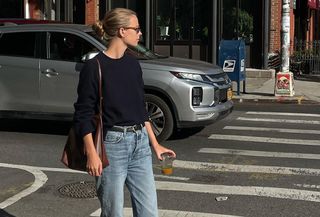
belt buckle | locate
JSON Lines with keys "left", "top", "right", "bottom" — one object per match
{"left": 132, "top": 124, "right": 142, "bottom": 132}
{"left": 137, "top": 124, "right": 142, "bottom": 131}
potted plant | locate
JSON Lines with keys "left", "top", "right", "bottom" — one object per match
{"left": 157, "top": 15, "right": 170, "bottom": 37}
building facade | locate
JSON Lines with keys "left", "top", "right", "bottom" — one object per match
{"left": 2, "top": 0, "right": 318, "bottom": 70}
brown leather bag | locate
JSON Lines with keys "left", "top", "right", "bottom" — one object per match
{"left": 61, "top": 59, "right": 109, "bottom": 171}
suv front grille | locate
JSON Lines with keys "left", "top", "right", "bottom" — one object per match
{"left": 219, "top": 88, "right": 228, "bottom": 103}
{"left": 206, "top": 73, "right": 229, "bottom": 85}
{"left": 207, "top": 73, "right": 230, "bottom": 103}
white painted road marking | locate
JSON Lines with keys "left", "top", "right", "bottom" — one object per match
{"left": 224, "top": 126, "right": 320, "bottom": 135}
{"left": 0, "top": 163, "right": 48, "bottom": 209}
{"left": 237, "top": 117, "right": 320, "bottom": 125}
{"left": 294, "top": 184, "right": 320, "bottom": 190}
{"left": 245, "top": 111, "right": 320, "bottom": 117}
{"left": 156, "top": 181, "right": 320, "bottom": 202}
{"left": 154, "top": 174, "right": 190, "bottom": 181}
{"left": 174, "top": 160, "right": 320, "bottom": 176}
{"left": 198, "top": 148, "right": 320, "bottom": 160}
{"left": 91, "top": 208, "right": 242, "bottom": 217}
{"left": 2, "top": 161, "right": 320, "bottom": 217}
{"left": 208, "top": 134, "right": 320, "bottom": 146}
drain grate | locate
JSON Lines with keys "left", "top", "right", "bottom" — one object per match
{"left": 58, "top": 181, "right": 97, "bottom": 198}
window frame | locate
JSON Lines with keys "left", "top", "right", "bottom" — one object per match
{"left": 0, "top": 31, "right": 42, "bottom": 58}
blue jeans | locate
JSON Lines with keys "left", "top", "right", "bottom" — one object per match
{"left": 96, "top": 127, "right": 158, "bottom": 217}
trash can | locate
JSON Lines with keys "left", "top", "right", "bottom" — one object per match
{"left": 218, "top": 40, "right": 246, "bottom": 95}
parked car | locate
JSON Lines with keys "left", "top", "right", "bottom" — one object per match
{"left": 0, "top": 23, "right": 233, "bottom": 141}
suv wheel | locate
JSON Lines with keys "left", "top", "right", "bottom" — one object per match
{"left": 145, "top": 94, "right": 174, "bottom": 142}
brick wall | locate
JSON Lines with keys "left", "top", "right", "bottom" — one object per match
{"left": 270, "top": 0, "right": 282, "bottom": 53}
{"left": 85, "top": 0, "right": 98, "bottom": 24}
{"left": 270, "top": 0, "right": 295, "bottom": 54}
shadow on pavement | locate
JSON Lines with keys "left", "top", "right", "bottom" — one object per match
{"left": 0, "top": 209, "right": 16, "bottom": 217}
{"left": 296, "top": 74, "right": 320, "bottom": 83}
{"left": 0, "top": 119, "right": 71, "bottom": 135}
{"left": 242, "top": 92, "right": 274, "bottom": 96}
{"left": 169, "top": 127, "right": 204, "bottom": 140}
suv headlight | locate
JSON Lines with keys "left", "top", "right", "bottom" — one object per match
{"left": 192, "top": 87, "right": 203, "bottom": 106}
{"left": 170, "top": 71, "right": 210, "bottom": 83}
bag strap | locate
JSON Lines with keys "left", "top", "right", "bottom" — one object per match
{"left": 96, "top": 59, "right": 103, "bottom": 116}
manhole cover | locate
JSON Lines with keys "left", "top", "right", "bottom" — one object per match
{"left": 58, "top": 181, "right": 96, "bottom": 198}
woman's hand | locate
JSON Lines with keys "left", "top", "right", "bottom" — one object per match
{"left": 153, "top": 144, "right": 176, "bottom": 161}
{"left": 83, "top": 133, "right": 103, "bottom": 176}
{"left": 86, "top": 151, "right": 103, "bottom": 176}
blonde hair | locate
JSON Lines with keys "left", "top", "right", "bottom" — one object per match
{"left": 92, "top": 8, "right": 137, "bottom": 41}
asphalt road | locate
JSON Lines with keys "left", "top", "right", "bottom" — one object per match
{"left": 1, "top": 102, "right": 320, "bottom": 217}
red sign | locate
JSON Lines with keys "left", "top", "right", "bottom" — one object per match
{"left": 308, "top": 0, "right": 317, "bottom": 9}
{"left": 276, "top": 74, "right": 291, "bottom": 90}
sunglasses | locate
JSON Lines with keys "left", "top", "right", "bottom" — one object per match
{"left": 124, "top": 27, "right": 141, "bottom": 34}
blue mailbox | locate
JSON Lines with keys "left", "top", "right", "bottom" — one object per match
{"left": 218, "top": 40, "right": 246, "bottom": 95}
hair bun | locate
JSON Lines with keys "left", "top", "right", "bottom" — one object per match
{"left": 92, "top": 21, "right": 105, "bottom": 39}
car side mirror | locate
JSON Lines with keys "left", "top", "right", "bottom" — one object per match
{"left": 81, "top": 51, "right": 99, "bottom": 62}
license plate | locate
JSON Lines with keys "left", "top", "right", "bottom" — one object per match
{"left": 227, "top": 88, "right": 233, "bottom": 100}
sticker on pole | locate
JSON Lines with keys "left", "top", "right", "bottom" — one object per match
{"left": 223, "top": 60, "right": 236, "bottom": 72}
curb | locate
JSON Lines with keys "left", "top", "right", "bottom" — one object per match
{"left": 232, "top": 95, "right": 320, "bottom": 105}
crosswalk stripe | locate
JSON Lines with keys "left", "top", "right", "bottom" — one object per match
{"left": 208, "top": 134, "right": 320, "bottom": 146}
{"left": 174, "top": 160, "right": 320, "bottom": 176}
{"left": 90, "top": 208, "right": 242, "bottom": 217}
{"left": 246, "top": 111, "right": 320, "bottom": 117}
{"left": 91, "top": 178, "right": 320, "bottom": 216}
{"left": 237, "top": 117, "right": 320, "bottom": 125}
{"left": 294, "top": 184, "right": 320, "bottom": 190}
{"left": 198, "top": 148, "right": 320, "bottom": 160}
{"left": 154, "top": 174, "right": 190, "bottom": 181}
{"left": 156, "top": 181, "right": 320, "bottom": 203}
{"left": 223, "top": 126, "right": 320, "bottom": 135}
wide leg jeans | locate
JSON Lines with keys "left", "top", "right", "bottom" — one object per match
{"left": 96, "top": 127, "right": 158, "bottom": 217}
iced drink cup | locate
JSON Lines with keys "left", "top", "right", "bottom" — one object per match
{"left": 160, "top": 153, "right": 174, "bottom": 175}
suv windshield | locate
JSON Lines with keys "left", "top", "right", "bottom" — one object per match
{"left": 87, "top": 30, "right": 167, "bottom": 60}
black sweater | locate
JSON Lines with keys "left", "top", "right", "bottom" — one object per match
{"left": 73, "top": 52, "right": 148, "bottom": 138}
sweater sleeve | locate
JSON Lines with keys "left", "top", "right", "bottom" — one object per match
{"left": 73, "top": 59, "right": 99, "bottom": 138}
{"left": 139, "top": 64, "right": 150, "bottom": 122}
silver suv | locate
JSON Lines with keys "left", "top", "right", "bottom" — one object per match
{"left": 0, "top": 23, "right": 233, "bottom": 141}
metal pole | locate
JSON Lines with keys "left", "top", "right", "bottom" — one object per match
{"left": 263, "top": 0, "right": 270, "bottom": 69}
{"left": 236, "top": 0, "right": 239, "bottom": 39}
{"left": 275, "top": 0, "right": 294, "bottom": 96}
{"left": 145, "top": 0, "right": 151, "bottom": 49}
{"left": 212, "top": 0, "right": 217, "bottom": 65}
{"left": 56, "top": 0, "right": 60, "bottom": 21}
{"left": 24, "top": 0, "right": 30, "bottom": 19}
{"left": 281, "top": 0, "right": 290, "bottom": 72}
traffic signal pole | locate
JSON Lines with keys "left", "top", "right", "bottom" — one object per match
{"left": 275, "top": 0, "right": 295, "bottom": 96}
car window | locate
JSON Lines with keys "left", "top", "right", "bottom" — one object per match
{"left": 49, "top": 32, "right": 97, "bottom": 62}
{"left": 0, "top": 32, "right": 36, "bottom": 58}
{"left": 87, "top": 30, "right": 166, "bottom": 60}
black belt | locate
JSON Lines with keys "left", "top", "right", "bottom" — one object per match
{"left": 110, "top": 124, "right": 144, "bottom": 132}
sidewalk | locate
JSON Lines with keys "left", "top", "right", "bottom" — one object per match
{"left": 232, "top": 73, "right": 320, "bottom": 104}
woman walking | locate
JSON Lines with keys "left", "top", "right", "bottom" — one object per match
{"left": 73, "top": 8, "right": 176, "bottom": 217}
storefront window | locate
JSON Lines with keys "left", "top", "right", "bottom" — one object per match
{"left": 109, "top": 0, "right": 146, "bottom": 43}
{"left": 194, "top": 0, "right": 210, "bottom": 41}
{"left": 222, "top": 0, "right": 253, "bottom": 43}
{"left": 0, "top": 0, "right": 23, "bottom": 18}
{"left": 156, "top": 0, "right": 210, "bottom": 42}
{"left": 175, "top": 0, "right": 191, "bottom": 40}
{"left": 156, "top": 1, "right": 172, "bottom": 40}
{"left": 111, "top": 0, "right": 126, "bottom": 8}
